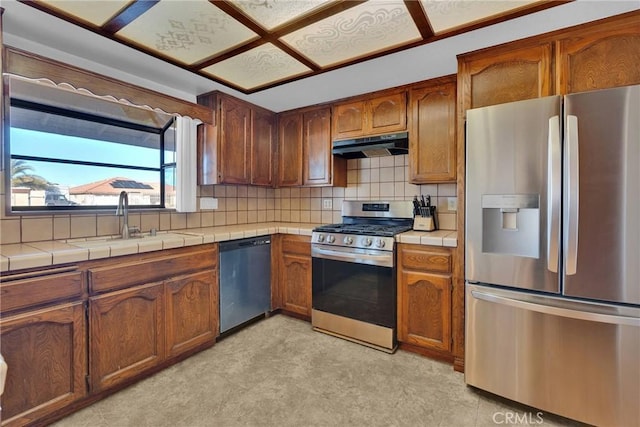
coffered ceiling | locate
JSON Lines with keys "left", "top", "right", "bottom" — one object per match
{"left": 20, "top": 0, "right": 568, "bottom": 93}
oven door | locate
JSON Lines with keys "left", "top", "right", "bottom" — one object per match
{"left": 311, "top": 244, "right": 395, "bottom": 328}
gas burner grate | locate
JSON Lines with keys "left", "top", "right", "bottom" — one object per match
{"left": 314, "top": 223, "right": 412, "bottom": 237}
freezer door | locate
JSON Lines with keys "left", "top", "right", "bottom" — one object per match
{"left": 466, "top": 96, "right": 561, "bottom": 292}
{"left": 563, "top": 85, "right": 640, "bottom": 305}
{"left": 465, "top": 283, "right": 640, "bottom": 427}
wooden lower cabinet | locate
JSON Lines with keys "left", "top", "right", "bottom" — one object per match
{"left": 89, "top": 282, "right": 165, "bottom": 393}
{"left": 88, "top": 245, "right": 219, "bottom": 393}
{"left": 165, "top": 270, "right": 218, "bottom": 357}
{"left": 0, "top": 302, "right": 86, "bottom": 426}
{"left": 274, "top": 235, "right": 312, "bottom": 318}
{"left": 397, "top": 244, "right": 453, "bottom": 359}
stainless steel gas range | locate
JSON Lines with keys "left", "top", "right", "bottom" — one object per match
{"left": 311, "top": 200, "right": 414, "bottom": 352}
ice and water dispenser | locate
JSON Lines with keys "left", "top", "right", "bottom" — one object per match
{"left": 481, "top": 194, "right": 539, "bottom": 259}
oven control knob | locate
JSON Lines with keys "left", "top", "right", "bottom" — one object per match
{"left": 375, "top": 239, "right": 386, "bottom": 248}
{"left": 327, "top": 235, "right": 336, "bottom": 244}
{"left": 316, "top": 234, "right": 325, "bottom": 243}
{"left": 343, "top": 236, "right": 354, "bottom": 245}
{"left": 363, "top": 237, "right": 373, "bottom": 247}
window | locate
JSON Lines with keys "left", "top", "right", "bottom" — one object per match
{"left": 5, "top": 77, "right": 177, "bottom": 212}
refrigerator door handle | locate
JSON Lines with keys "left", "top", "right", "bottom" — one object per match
{"left": 565, "top": 115, "right": 579, "bottom": 275}
{"left": 471, "top": 290, "right": 640, "bottom": 327}
{"left": 547, "top": 115, "right": 561, "bottom": 273}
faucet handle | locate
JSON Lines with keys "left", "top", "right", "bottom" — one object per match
{"left": 128, "top": 226, "right": 141, "bottom": 236}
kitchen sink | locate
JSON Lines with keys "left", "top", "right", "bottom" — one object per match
{"left": 66, "top": 232, "right": 201, "bottom": 247}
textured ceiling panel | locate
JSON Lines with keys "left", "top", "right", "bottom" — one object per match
{"left": 421, "top": 0, "right": 541, "bottom": 34}
{"left": 233, "top": 0, "right": 336, "bottom": 30}
{"left": 37, "top": 0, "right": 129, "bottom": 26}
{"left": 115, "top": 0, "right": 259, "bottom": 65}
{"left": 280, "top": 1, "right": 421, "bottom": 67}
{"left": 202, "top": 43, "right": 312, "bottom": 90}
{"left": 24, "top": 0, "right": 561, "bottom": 93}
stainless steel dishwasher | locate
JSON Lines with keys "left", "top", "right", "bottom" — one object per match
{"left": 219, "top": 236, "right": 271, "bottom": 334}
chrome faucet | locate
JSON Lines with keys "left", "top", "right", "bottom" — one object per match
{"left": 116, "top": 191, "right": 130, "bottom": 239}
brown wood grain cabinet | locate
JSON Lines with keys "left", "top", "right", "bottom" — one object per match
{"left": 87, "top": 245, "right": 218, "bottom": 392}
{"left": 197, "top": 91, "right": 276, "bottom": 186}
{"left": 556, "top": 17, "right": 640, "bottom": 94}
{"left": 251, "top": 108, "right": 277, "bottom": 186}
{"left": 409, "top": 75, "right": 457, "bottom": 183}
{"left": 398, "top": 244, "right": 453, "bottom": 358}
{"left": 275, "top": 235, "right": 312, "bottom": 318}
{"left": 332, "top": 91, "right": 407, "bottom": 140}
{"left": 277, "top": 111, "right": 304, "bottom": 186}
{"left": 0, "top": 302, "right": 86, "bottom": 427}
{"left": 277, "top": 106, "right": 346, "bottom": 187}
{"left": 165, "top": 270, "right": 218, "bottom": 357}
{"left": 458, "top": 42, "right": 554, "bottom": 111}
{"left": 89, "top": 281, "right": 165, "bottom": 393}
{"left": 219, "top": 95, "right": 252, "bottom": 184}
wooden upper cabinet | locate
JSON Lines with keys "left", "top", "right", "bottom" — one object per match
{"left": 277, "top": 111, "right": 304, "bottom": 187}
{"left": 332, "top": 91, "right": 407, "bottom": 140}
{"left": 251, "top": 108, "right": 276, "bottom": 186}
{"left": 458, "top": 42, "right": 554, "bottom": 110}
{"left": 368, "top": 92, "right": 407, "bottom": 135}
{"left": 219, "top": 96, "right": 251, "bottom": 184}
{"left": 197, "top": 91, "right": 275, "bottom": 186}
{"left": 556, "top": 18, "right": 640, "bottom": 94}
{"left": 409, "top": 76, "right": 457, "bottom": 183}
{"left": 332, "top": 100, "right": 365, "bottom": 139}
{"left": 303, "top": 107, "right": 333, "bottom": 186}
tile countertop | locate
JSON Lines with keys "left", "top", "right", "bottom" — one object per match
{"left": 0, "top": 223, "right": 457, "bottom": 273}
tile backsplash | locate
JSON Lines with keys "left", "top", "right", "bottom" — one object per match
{"left": 0, "top": 155, "right": 456, "bottom": 244}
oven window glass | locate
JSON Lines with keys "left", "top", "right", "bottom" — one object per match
{"left": 312, "top": 258, "right": 395, "bottom": 327}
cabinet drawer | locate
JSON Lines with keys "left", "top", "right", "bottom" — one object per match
{"left": 0, "top": 269, "right": 84, "bottom": 313}
{"left": 400, "top": 247, "right": 451, "bottom": 273}
{"left": 88, "top": 247, "right": 216, "bottom": 294}
{"left": 281, "top": 236, "right": 311, "bottom": 256}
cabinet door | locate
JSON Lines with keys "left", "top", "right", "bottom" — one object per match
{"left": 277, "top": 112, "right": 303, "bottom": 187}
{"left": 398, "top": 270, "right": 452, "bottom": 352}
{"left": 556, "top": 20, "right": 640, "bottom": 94}
{"left": 219, "top": 96, "right": 251, "bottom": 184}
{"left": 409, "top": 79, "right": 456, "bottom": 183}
{"left": 280, "top": 252, "right": 312, "bottom": 317}
{"left": 165, "top": 270, "right": 218, "bottom": 358}
{"left": 368, "top": 92, "right": 407, "bottom": 135}
{"left": 303, "top": 107, "right": 332, "bottom": 186}
{"left": 459, "top": 43, "right": 553, "bottom": 109}
{"left": 251, "top": 108, "right": 276, "bottom": 186}
{"left": 332, "top": 100, "right": 365, "bottom": 140}
{"left": 0, "top": 302, "right": 86, "bottom": 425}
{"left": 89, "top": 282, "right": 164, "bottom": 392}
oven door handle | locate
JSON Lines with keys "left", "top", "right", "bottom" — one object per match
{"left": 312, "top": 246, "right": 393, "bottom": 268}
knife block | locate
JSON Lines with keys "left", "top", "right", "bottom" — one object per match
{"left": 413, "top": 206, "right": 438, "bottom": 231}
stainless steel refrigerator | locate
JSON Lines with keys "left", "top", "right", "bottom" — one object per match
{"left": 465, "top": 85, "right": 640, "bottom": 427}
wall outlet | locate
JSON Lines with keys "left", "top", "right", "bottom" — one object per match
{"left": 323, "top": 199, "right": 333, "bottom": 210}
{"left": 200, "top": 197, "right": 218, "bottom": 210}
{"left": 447, "top": 197, "right": 457, "bottom": 212}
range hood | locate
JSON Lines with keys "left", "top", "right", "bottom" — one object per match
{"left": 332, "top": 132, "right": 409, "bottom": 159}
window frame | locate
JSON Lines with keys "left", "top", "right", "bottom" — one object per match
{"left": 5, "top": 93, "right": 177, "bottom": 214}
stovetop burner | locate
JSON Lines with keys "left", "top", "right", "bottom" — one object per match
{"left": 314, "top": 223, "right": 412, "bottom": 237}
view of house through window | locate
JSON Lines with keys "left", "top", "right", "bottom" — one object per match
{"left": 6, "top": 79, "right": 177, "bottom": 212}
